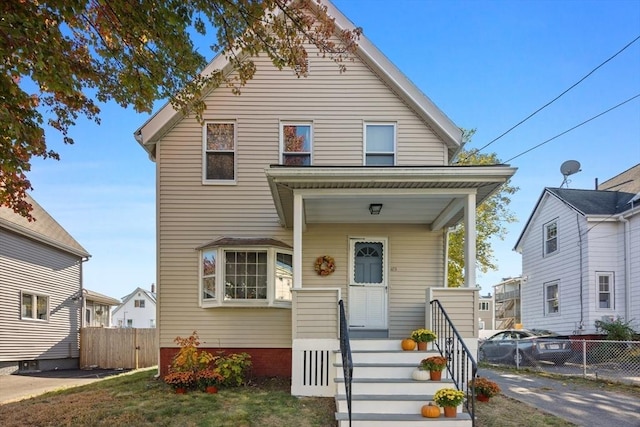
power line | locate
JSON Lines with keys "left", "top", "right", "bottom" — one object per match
{"left": 458, "top": 34, "right": 640, "bottom": 162}
{"left": 504, "top": 93, "right": 640, "bottom": 163}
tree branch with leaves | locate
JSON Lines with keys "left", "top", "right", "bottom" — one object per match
{"left": 0, "top": 0, "right": 361, "bottom": 219}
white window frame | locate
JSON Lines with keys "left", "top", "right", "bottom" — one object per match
{"left": 596, "top": 272, "right": 614, "bottom": 310}
{"left": 543, "top": 220, "right": 558, "bottom": 256}
{"left": 134, "top": 299, "right": 145, "bottom": 308}
{"left": 280, "top": 122, "right": 313, "bottom": 165}
{"left": 544, "top": 281, "right": 560, "bottom": 316}
{"left": 199, "top": 246, "right": 293, "bottom": 308}
{"left": 20, "top": 291, "right": 49, "bottom": 321}
{"left": 479, "top": 301, "right": 490, "bottom": 311}
{"left": 203, "top": 121, "right": 237, "bottom": 184}
{"left": 364, "top": 122, "right": 396, "bottom": 166}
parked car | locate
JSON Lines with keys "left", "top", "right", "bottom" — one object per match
{"left": 478, "top": 329, "right": 573, "bottom": 366}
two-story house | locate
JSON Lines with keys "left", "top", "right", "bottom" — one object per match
{"left": 134, "top": 0, "right": 516, "bottom": 406}
{"left": 112, "top": 285, "right": 157, "bottom": 328}
{"left": 0, "top": 194, "right": 90, "bottom": 374}
{"left": 514, "top": 165, "right": 639, "bottom": 335}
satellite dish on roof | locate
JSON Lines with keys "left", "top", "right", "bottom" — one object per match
{"left": 560, "top": 160, "right": 581, "bottom": 188}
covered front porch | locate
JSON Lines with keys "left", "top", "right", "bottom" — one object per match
{"left": 265, "top": 165, "right": 516, "bottom": 398}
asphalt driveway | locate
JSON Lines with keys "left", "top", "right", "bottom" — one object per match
{"left": 0, "top": 369, "right": 129, "bottom": 405}
{"left": 479, "top": 367, "right": 640, "bottom": 427}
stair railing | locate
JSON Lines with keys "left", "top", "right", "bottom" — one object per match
{"left": 338, "top": 299, "right": 353, "bottom": 427}
{"left": 430, "top": 299, "right": 478, "bottom": 426}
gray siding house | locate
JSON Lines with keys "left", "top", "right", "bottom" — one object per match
{"left": 515, "top": 171, "right": 640, "bottom": 335}
{"left": 134, "top": 0, "right": 516, "bottom": 398}
{"left": 0, "top": 194, "right": 90, "bottom": 374}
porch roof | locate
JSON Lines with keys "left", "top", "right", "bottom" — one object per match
{"left": 265, "top": 165, "right": 517, "bottom": 230}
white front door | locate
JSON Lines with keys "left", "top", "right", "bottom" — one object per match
{"left": 348, "top": 237, "right": 388, "bottom": 330}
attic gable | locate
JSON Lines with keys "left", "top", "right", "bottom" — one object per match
{"left": 514, "top": 187, "right": 637, "bottom": 252}
{"left": 135, "top": 0, "right": 462, "bottom": 160}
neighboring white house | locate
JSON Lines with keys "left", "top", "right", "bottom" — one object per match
{"left": 112, "top": 285, "right": 157, "bottom": 328}
{"left": 514, "top": 165, "right": 640, "bottom": 335}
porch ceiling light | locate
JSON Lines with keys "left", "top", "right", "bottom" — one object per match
{"left": 369, "top": 203, "right": 383, "bottom": 215}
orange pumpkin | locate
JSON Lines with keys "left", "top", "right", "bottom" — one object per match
{"left": 401, "top": 338, "right": 417, "bottom": 351}
{"left": 421, "top": 403, "right": 440, "bottom": 418}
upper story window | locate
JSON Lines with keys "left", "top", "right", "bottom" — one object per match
{"left": 204, "top": 122, "right": 236, "bottom": 182}
{"left": 281, "top": 123, "right": 312, "bottom": 165}
{"left": 479, "top": 301, "right": 490, "bottom": 311}
{"left": 544, "top": 220, "right": 558, "bottom": 256}
{"left": 134, "top": 299, "right": 145, "bottom": 308}
{"left": 365, "top": 123, "right": 396, "bottom": 165}
{"left": 597, "top": 272, "right": 614, "bottom": 309}
{"left": 544, "top": 281, "right": 559, "bottom": 316}
{"left": 200, "top": 241, "right": 293, "bottom": 308}
{"left": 21, "top": 292, "right": 48, "bottom": 321}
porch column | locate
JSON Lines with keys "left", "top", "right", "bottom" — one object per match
{"left": 293, "top": 192, "right": 303, "bottom": 289}
{"left": 464, "top": 192, "right": 476, "bottom": 288}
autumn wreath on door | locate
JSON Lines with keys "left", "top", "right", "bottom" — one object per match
{"left": 314, "top": 255, "right": 336, "bottom": 276}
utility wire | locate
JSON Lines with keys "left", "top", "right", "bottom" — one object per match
{"left": 504, "top": 93, "right": 640, "bottom": 163}
{"left": 458, "top": 34, "right": 640, "bottom": 162}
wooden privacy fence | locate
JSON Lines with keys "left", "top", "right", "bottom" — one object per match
{"left": 80, "top": 328, "right": 157, "bottom": 370}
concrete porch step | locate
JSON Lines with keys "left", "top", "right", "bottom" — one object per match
{"left": 335, "top": 412, "right": 473, "bottom": 427}
{"left": 335, "top": 377, "right": 455, "bottom": 395}
{"left": 335, "top": 393, "right": 436, "bottom": 413}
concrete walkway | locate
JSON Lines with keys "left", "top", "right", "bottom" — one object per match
{"left": 479, "top": 367, "right": 640, "bottom": 427}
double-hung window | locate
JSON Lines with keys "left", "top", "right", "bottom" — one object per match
{"left": 544, "top": 281, "right": 559, "bottom": 315}
{"left": 21, "top": 292, "right": 48, "bottom": 321}
{"left": 597, "top": 272, "right": 614, "bottom": 309}
{"left": 544, "top": 220, "right": 558, "bottom": 256}
{"left": 281, "top": 123, "right": 312, "bottom": 165}
{"left": 365, "top": 123, "right": 396, "bottom": 165}
{"left": 204, "top": 122, "right": 236, "bottom": 182}
{"left": 200, "top": 244, "right": 293, "bottom": 307}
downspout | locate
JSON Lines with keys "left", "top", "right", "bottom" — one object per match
{"left": 80, "top": 256, "right": 90, "bottom": 329}
{"left": 575, "top": 214, "right": 584, "bottom": 331}
{"left": 618, "top": 215, "right": 631, "bottom": 322}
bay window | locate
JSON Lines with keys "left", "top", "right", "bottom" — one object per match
{"left": 200, "top": 242, "right": 292, "bottom": 307}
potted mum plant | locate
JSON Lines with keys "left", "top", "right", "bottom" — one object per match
{"left": 420, "top": 356, "right": 447, "bottom": 381}
{"left": 164, "top": 371, "right": 195, "bottom": 393}
{"left": 410, "top": 328, "right": 437, "bottom": 350}
{"left": 197, "top": 368, "right": 224, "bottom": 393}
{"left": 433, "top": 387, "right": 465, "bottom": 418}
{"left": 468, "top": 376, "right": 501, "bottom": 402}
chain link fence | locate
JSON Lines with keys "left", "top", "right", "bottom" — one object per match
{"left": 479, "top": 338, "right": 640, "bottom": 386}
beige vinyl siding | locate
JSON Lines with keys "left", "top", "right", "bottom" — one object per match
{"left": 430, "top": 288, "right": 480, "bottom": 338}
{"left": 156, "top": 47, "right": 449, "bottom": 348}
{"left": 292, "top": 289, "right": 340, "bottom": 339}
{"left": 0, "top": 229, "right": 81, "bottom": 361}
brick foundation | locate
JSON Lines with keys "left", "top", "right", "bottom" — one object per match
{"left": 160, "top": 347, "right": 292, "bottom": 378}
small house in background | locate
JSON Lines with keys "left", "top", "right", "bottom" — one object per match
{"left": 112, "top": 285, "right": 157, "bottom": 328}
{"left": 493, "top": 276, "right": 523, "bottom": 329}
{"left": 83, "top": 289, "right": 120, "bottom": 327}
{"left": 0, "top": 194, "right": 90, "bottom": 374}
{"left": 477, "top": 293, "right": 495, "bottom": 330}
{"left": 515, "top": 164, "right": 640, "bottom": 336}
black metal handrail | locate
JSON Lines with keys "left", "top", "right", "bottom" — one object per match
{"left": 430, "top": 299, "right": 478, "bottom": 426}
{"left": 338, "top": 300, "right": 353, "bottom": 427}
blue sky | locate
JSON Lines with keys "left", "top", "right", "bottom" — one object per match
{"left": 27, "top": 0, "right": 640, "bottom": 300}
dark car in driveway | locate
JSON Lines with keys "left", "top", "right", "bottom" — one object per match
{"left": 478, "top": 329, "right": 573, "bottom": 366}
